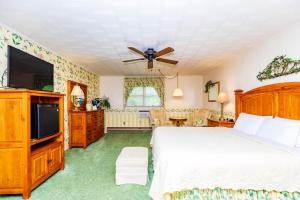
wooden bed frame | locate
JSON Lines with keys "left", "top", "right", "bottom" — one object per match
{"left": 163, "top": 82, "right": 300, "bottom": 200}
{"left": 235, "top": 82, "right": 300, "bottom": 120}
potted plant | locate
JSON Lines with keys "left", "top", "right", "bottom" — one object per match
{"left": 92, "top": 96, "right": 111, "bottom": 110}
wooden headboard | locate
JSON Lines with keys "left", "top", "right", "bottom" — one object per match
{"left": 235, "top": 82, "right": 300, "bottom": 120}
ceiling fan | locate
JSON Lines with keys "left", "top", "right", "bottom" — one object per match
{"left": 123, "top": 47, "right": 178, "bottom": 69}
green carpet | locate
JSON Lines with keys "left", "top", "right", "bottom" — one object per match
{"left": 1, "top": 131, "right": 153, "bottom": 200}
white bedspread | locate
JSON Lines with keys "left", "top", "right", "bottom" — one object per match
{"left": 149, "top": 127, "right": 300, "bottom": 200}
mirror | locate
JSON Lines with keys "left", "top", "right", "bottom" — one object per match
{"left": 208, "top": 82, "right": 220, "bottom": 102}
{"left": 67, "top": 80, "right": 87, "bottom": 111}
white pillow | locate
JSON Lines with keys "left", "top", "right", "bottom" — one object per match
{"left": 256, "top": 118, "right": 300, "bottom": 147}
{"left": 275, "top": 117, "right": 300, "bottom": 147}
{"left": 296, "top": 133, "right": 300, "bottom": 148}
{"left": 234, "top": 113, "right": 272, "bottom": 135}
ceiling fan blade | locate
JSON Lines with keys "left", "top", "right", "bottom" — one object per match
{"left": 123, "top": 58, "right": 146, "bottom": 62}
{"left": 148, "top": 60, "right": 153, "bottom": 69}
{"left": 156, "top": 58, "right": 178, "bottom": 65}
{"left": 155, "top": 47, "right": 174, "bottom": 57}
{"left": 128, "top": 47, "right": 146, "bottom": 57}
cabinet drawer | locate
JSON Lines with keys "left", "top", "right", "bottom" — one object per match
{"left": 208, "top": 121, "right": 219, "bottom": 127}
{"left": 219, "top": 122, "right": 235, "bottom": 128}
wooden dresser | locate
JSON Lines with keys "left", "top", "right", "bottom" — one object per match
{"left": 0, "top": 90, "right": 64, "bottom": 199}
{"left": 207, "top": 118, "right": 235, "bottom": 128}
{"left": 69, "top": 110, "right": 104, "bottom": 148}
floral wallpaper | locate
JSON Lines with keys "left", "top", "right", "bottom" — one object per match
{"left": 209, "top": 109, "right": 235, "bottom": 121}
{"left": 0, "top": 24, "right": 99, "bottom": 149}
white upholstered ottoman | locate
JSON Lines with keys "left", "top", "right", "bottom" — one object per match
{"left": 115, "top": 147, "right": 148, "bottom": 185}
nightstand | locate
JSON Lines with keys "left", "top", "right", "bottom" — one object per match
{"left": 207, "top": 118, "right": 235, "bottom": 128}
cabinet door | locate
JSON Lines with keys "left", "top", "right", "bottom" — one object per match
{"left": 70, "top": 113, "right": 85, "bottom": 146}
{"left": 86, "top": 113, "right": 92, "bottom": 127}
{"left": 31, "top": 151, "right": 48, "bottom": 186}
{"left": 48, "top": 144, "right": 62, "bottom": 172}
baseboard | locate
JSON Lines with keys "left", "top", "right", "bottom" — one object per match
{"left": 107, "top": 127, "right": 152, "bottom": 131}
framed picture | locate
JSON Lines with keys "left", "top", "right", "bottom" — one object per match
{"left": 208, "top": 82, "right": 220, "bottom": 102}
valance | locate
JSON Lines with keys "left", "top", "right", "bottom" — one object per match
{"left": 124, "top": 77, "right": 165, "bottom": 106}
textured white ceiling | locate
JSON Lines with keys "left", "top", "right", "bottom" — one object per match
{"left": 0, "top": 0, "right": 300, "bottom": 75}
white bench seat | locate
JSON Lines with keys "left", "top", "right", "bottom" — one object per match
{"left": 116, "top": 147, "right": 148, "bottom": 185}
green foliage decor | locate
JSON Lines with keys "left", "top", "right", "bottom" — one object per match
{"left": 204, "top": 80, "right": 213, "bottom": 93}
{"left": 100, "top": 96, "right": 111, "bottom": 109}
{"left": 257, "top": 55, "right": 300, "bottom": 81}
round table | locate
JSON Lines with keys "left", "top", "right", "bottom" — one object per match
{"left": 169, "top": 117, "right": 187, "bottom": 127}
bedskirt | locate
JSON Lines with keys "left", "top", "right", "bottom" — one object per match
{"left": 165, "top": 188, "right": 300, "bottom": 200}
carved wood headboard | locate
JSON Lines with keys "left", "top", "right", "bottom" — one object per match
{"left": 235, "top": 82, "right": 300, "bottom": 120}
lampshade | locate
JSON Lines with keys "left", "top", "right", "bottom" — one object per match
{"left": 172, "top": 72, "right": 184, "bottom": 97}
{"left": 173, "top": 88, "right": 184, "bottom": 97}
{"left": 217, "top": 92, "right": 228, "bottom": 103}
{"left": 71, "top": 85, "right": 85, "bottom": 98}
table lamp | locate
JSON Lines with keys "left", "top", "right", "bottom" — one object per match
{"left": 71, "top": 85, "right": 85, "bottom": 111}
{"left": 217, "top": 92, "right": 228, "bottom": 121}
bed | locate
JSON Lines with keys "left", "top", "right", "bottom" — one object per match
{"left": 149, "top": 82, "right": 300, "bottom": 200}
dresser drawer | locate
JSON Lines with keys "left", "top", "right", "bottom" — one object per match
{"left": 207, "top": 120, "right": 219, "bottom": 127}
{"left": 207, "top": 119, "right": 235, "bottom": 128}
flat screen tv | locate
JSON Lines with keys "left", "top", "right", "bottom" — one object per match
{"left": 8, "top": 46, "right": 54, "bottom": 91}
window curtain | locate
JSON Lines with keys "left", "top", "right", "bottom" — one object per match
{"left": 124, "top": 77, "right": 165, "bottom": 106}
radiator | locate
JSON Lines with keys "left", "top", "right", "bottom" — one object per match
{"left": 105, "top": 110, "right": 150, "bottom": 128}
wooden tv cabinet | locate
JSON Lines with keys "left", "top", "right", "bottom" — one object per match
{"left": 0, "top": 90, "right": 65, "bottom": 199}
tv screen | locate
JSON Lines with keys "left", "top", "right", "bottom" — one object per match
{"left": 8, "top": 46, "right": 54, "bottom": 91}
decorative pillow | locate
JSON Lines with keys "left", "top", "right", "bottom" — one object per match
{"left": 257, "top": 118, "right": 300, "bottom": 147}
{"left": 234, "top": 113, "right": 272, "bottom": 135}
{"left": 192, "top": 119, "right": 203, "bottom": 127}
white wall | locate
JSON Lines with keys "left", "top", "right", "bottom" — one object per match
{"left": 100, "top": 76, "right": 124, "bottom": 109}
{"left": 100, "top": 75, "right": 203, "bottom": 109}
{"left": 165, "top": 76, "right": 203, "bottom": 108}
{"left": 203, "top": 23, "right": 300, "bottom": 114}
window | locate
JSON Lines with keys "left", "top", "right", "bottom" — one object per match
{"left": 127, "top": 87, "right": 161, "bottom": 107}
